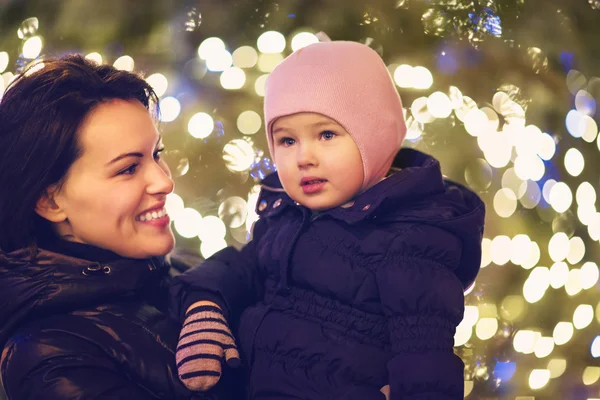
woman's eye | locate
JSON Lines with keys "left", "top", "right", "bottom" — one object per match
{"left": 118, "top": 164, "right": 139, "bottom": 176}
{"left": 154, "top": 147, "right": 165, "bottom": 160}
{"left": 321, "top": 130, "right": 336, "bottom": 140}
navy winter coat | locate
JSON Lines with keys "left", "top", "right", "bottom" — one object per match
{"left": 171, "top": 148, "right": 485, "bottom": 400}
{"left": 0, "top": 239, "right": 241, "bottom": 400}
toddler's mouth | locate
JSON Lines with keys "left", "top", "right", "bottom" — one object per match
{"left": 300, "top": 177, "right": 327, "bottom": 186}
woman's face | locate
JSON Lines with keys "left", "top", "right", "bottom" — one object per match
{"left": 42, "top": 99, "right": 175, "bottom": 259}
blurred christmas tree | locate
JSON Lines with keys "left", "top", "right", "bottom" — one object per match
{"left": 1, "top": 0, "right": 600, "bottom": 398}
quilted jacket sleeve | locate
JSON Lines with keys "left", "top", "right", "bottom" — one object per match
{"left": 170, "top": 218, "right": 266, "bottom": 322}
{"left": 2, "top": 331, "right": 164, "bottom": 400}
{"left": 376, "top": 227, "right": 466, "bottom": 400}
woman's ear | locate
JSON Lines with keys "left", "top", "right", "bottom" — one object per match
{"left": 35, "top": 186, "right": 67, "bottom": 223}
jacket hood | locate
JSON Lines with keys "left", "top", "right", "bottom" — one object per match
{"left": 258, "top": 148, "right": 486, "bottom": 289}
{"left": 0, "top": 246, "right": 167, "bottom": 350}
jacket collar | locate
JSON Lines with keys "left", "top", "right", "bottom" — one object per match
{"left": 0, "top": 246, "right": 166, "bottom": 350}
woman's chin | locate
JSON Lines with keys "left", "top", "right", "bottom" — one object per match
{"left": 134, "top": 233, "right": 176, "bottom": 258}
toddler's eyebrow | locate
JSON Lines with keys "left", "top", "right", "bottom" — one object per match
{"left": 272, "top": 127, "right": 290, "bottom": 136}
{"left": 273, "top": 121, "right": 336, "bottom": 136}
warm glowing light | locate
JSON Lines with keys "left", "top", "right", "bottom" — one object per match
{"left": 475, "top": 318, "right": 498, "bottom": 340}
{"left": 113, "top": 55, "right": 134, "bottom": 71}
{"left": 582, "top": 366, "right": 600, "bottom": 386}
{"left": 573, "top": 304, "right": 594, "bottom": 329}
{"left": 549, "top": 182, "right": 573, "bottom": 213}
{"left": 412, "top": 66, "right": 433, "bottom": 89}
{"left": 576, "top": 182, "right": 596, "bottom": 206}
{"left": 510, "top": 234, "right": 531, "bottom": 266}
{"left": 529, "top": 369, "right": 550, "bottom": 390}
{"left": 237, "top": 111, "right": 262, "bottom": 135}
{"left": 567, "top": 236, "right": 585, "bottom": 264}
{"left": 427, "top": 92, "right": 452, "bottom": 118}
{"left": 257, "top": 31, "right": 286, "bottom": 53}
{"left": 523, "top": 267, "right": 550, "bottom": 303}
{"left": 174, "top": 208, "right": 203, "bottom": 239}
{"left": 547, "top": 358, "right": 567, "bottom": 378}
{"left": 200, "top": 238, "right": 228, "bottom": 259}
{"left": 188, "top": 112, "right": 214, "bottom": 139}
{"left": 84, "top": 52, "right": 102, "bottom": 65}
{"left": 491, "top": 235, "right": 512, "bottom": 265}
{"left": 198, "top": 37, "right": 226, "bottom": 60}
{"left": 158, "top": 97, "right": 180, "bottom": 122}
{"left": 534, "top": 337, "right": 554, "bottom": 358}
{"left": 220, "top": 67, "right": 246, "bottom": 89}
{"left": 254, "top": 74, "right": 269, "bottom": 96}
{"left": 550, "top": 262, "right": 569, "bottom": 289}
{"left": 393, "top": 64, "right": 413, "bottom": 88}
{"left": 206, "top": 49, "right": 233, "bottom": 72}
{"left": 565, "top": 269, "right": 583, "bottom": 296}
{"left": 197, "top": 215, "right": 227, "bottom": 241}
{"left": 232, "top": 46, "right": 258, "bottom": 68}
{"left": 494, "top": 188, "right": 517, "bottom": 218}
{"left": 553, "top": 322, "right": 574, "bottom": 345}
{"left": 146, "top": 73, "right": 168, "bottom": 98}
{"left": 564, "top": 148, "right": 585, "bottom": 177}
{"left": 514, "top": 330, "right": 540, "bottom": 354}
{"left": 291, "top": 32, "right": 319, "bottom": 51}
{"left": 580, "top": 262, "right": 599, "bottom": 290}
{"left": 548, "top": 232, "right": 570, "bottom": 262}
{"left": 22, "top": 36, "right": 42, "bottom": 59}
{"left": 257, "top": 53, "right": 284, "bottom": 72}
{"left": 501, "top": 295, "right": 525, "bottom": 322}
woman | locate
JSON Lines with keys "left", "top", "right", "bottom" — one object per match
{"left": 0, "top": 55, "right": 240, "bottom": 400}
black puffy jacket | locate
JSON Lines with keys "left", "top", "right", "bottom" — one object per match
{"left": 0, "top": 239, "right": 242, "bottom": 400}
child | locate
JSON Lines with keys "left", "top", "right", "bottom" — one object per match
{"left": 170, "top": 41, "right": 485, "bottom": 400}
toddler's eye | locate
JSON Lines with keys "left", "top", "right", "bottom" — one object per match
{"left": 321, "top": 130, "right": 336, "bottom": 140}
{"left": 279, "top": 137, "right": 295, "bottom": 146}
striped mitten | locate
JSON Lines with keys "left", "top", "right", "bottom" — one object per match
{"left": 176, "top": 301, "right": 241, "bottom": 391}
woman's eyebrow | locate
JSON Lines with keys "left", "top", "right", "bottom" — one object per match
{"left": 106, "top": 135, "right": 162, "bottom": 166}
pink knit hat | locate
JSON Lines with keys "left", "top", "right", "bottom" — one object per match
{"left": 264, "top": 40, "right": 407, "bottom": 191}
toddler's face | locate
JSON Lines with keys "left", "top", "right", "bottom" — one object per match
{"left": 271, "top": 112, "right": 364, "bottom": 211}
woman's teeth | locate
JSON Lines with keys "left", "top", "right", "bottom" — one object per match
{"left": 137, "top": 207, "right": 168, "bottom": 222}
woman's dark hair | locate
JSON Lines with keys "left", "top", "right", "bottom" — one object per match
{"left": 0, "top": 54, "right": 159, "bottom": 255}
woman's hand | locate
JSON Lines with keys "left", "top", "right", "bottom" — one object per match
{"left": 176, "top": 301, "right": 241, "bottom": 391}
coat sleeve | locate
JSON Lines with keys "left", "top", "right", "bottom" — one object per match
{"left": 169, "top": 218, "right": 266, "bottom": 322}
{"left": 376, "top": 229, "right": 466, "bottom": 400}
{"left": 1, "top": 331, "right": 159, "bottom": 400}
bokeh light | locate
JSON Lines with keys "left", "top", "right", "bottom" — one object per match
{"left": 22, "top": 36, "right": 42, "bottom": 58}
{"left": 206, "top": 49, "right": 233, "bottom": 72}
{"left": 291, "top": 32, "right": 319, "bottom": 51}
{"left": 232, "top": 46, "right": 258, "bottom": 68}
{"left": 257, "top": 31, "right": 286, "bottom": 54}
{"left": 85, "top": 52, "right": 103, "bottom": 65}
{"left": 146, "top": 73, "right": 168, "bottom": 98}
{"left": 237, "top": 110, "right": 262, "bottom": 135}
{"left": 173, "top": 208, "right": 202, "bottom": 239}
{"left": 158, "top": 96, "right": 181, "bottom": 122}
{"left": 198, "top": 37, "right": 225, "bottom": 60}
{"left": 220, "top": 67, "right": 246, "bottom": 89}
{"left": 188, "top": 112, "right": 214, "bottom": 139}
{"left": 113, "top": 55, "right": 134, "bottom": 71}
